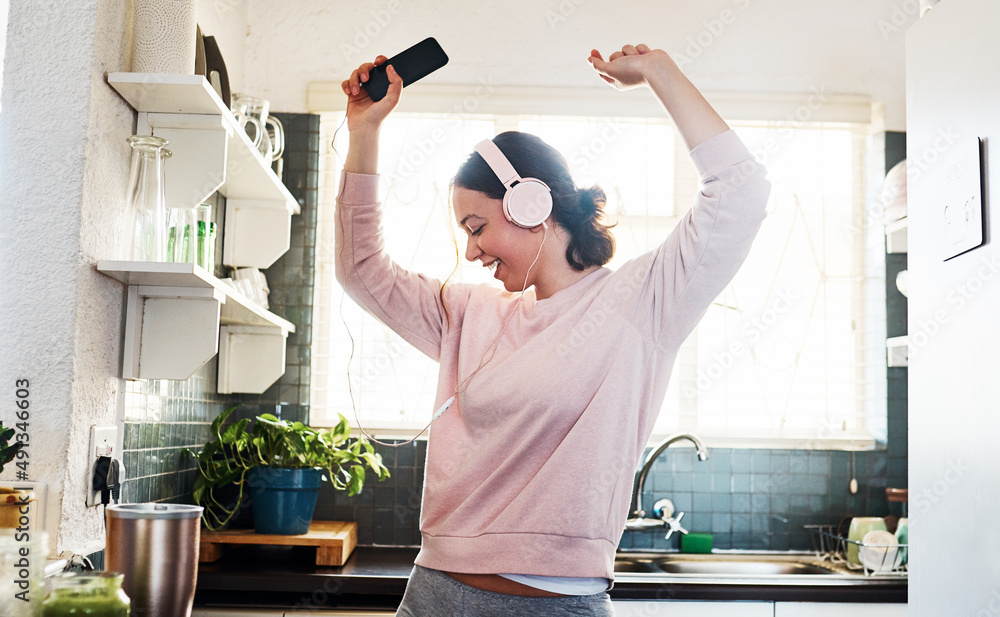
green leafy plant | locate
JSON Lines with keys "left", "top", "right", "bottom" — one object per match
{"left": 186, "top": 407, "right": 389, "bottom": 530}
{"left": 0, "top": 422, "right": 25, "bottom": 476}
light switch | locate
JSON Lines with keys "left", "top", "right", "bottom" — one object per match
{"left": 928, "top": 136, "right": 985, "bottom": 261}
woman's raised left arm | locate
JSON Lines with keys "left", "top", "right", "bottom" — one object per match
{"left": 589, "top": 44, "right": 770, "bottom": 348}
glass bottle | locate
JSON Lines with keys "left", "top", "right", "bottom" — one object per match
{"left": 42, "top": 572, "right": 130, "bottom": 616}
{"left": 125, "top": 135, "right": 170, "bottom": 262}
{"left": 167, "top": 205, "right": 196, "bottom": 264}
{"left": 194, "top": 204, "right": 216, "bottom": 271}
{"left": 0, "top": 529, "right": 48, "bottom": 617}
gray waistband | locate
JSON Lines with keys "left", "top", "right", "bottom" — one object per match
{"left": 395, "top": 565, "right": 614, "bottom": 617}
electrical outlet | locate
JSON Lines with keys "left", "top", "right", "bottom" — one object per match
{"left": 86, "top": 426, "right": 118, "bottom": 507}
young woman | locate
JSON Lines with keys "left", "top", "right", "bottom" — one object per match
{"left": 337, "top": 43, "right": 770, "bottom": 616}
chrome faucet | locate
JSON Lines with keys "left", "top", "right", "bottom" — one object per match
{"left": 624, "top": 433, "right": 709, "bottom": 537}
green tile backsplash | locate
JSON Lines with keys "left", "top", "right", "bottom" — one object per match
{"left": 119, "top": 372, "right": 224, "bottom": 505}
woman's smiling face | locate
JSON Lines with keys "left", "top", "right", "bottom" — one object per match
{"left": 452, "top": 185, "right": 541, "bottom": 293}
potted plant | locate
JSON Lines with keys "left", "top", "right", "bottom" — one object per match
{"left": 188, "top": 407, "right": 389, "bottom": 534}
{"left": 0, "top": 421, "right": 29, "bottom": 528}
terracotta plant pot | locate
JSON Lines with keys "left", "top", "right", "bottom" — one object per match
{"left": 0, "top": 487, "right": 34, "bottom": 528}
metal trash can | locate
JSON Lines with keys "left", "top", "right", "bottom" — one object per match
{"left": 105, "top": 503, "right": 203, "bottom": 617}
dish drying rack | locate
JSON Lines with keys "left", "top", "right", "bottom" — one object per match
{"left": 805, "top": 524, "right": 908, "bottom": 577}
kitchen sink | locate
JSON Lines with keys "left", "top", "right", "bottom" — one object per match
{"left": 656, "top": 559, "right": 835, "bottom": 576}
{"left": 614, "top": 553, "right": 841, "bottom": 577}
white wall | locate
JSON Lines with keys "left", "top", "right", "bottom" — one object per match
{"left": 906, "top": 0, "right": 1000, "bottom": 614}
{"left": 0, "top": 0, "right": 246, "bottom": 556}
{"left": 241, "top": 0, "right": 910, "bottom": 130}
{"left": 0, "top": 0, "right": 133, "bottom": 555}
{"left": 0, "top": 0, "right": 8, "bottom": 104}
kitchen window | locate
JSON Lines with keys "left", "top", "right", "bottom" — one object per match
{"left": 309, "top": 90, "right": 885, "bottom": 449}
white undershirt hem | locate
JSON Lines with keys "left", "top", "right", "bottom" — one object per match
{"left": 497, "top": 574, "right": 610, "bottom": 595}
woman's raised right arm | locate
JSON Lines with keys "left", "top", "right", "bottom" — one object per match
{"left": 341, "top": 55, "right": 401, "bottom": 173}
{"left": 335, "top": 58, "right": 456, "bottom": 360}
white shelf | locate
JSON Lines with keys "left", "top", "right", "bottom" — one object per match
{"left": 98, "top": 261, "right": 294, "bottom": 331}
{"left": 886, "top": 335, "right": 908, "bottom": 368}
{"left": 218, "top": 325, "right": 288, "bottom": 395}
{"left": 107, "top": 72, "right": 298, "bottom": 269}
{"left": 885, "top": 217, "right": 907, "bottom": 254}
{"left": 97, "top": 261, "right": 294, "bottom": 392}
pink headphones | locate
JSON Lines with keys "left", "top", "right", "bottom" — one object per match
{"left": 474, "top": 138, "right": 553, "bottom": 229}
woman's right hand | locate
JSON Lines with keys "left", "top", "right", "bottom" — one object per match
{"left": 341, "top": 55, "right": 403, "bottom": 133}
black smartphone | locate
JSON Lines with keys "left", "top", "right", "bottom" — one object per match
{"left": 362, "top": 37, "right": 449, "bottom": 102}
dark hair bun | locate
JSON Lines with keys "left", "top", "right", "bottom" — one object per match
{"left": 561, "top": 185, "right": 614, "bottom": 270}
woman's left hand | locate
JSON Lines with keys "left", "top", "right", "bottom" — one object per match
{"left": 587, "top": 44, "right": 673, "bottom": 90}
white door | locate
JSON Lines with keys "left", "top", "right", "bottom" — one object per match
{"left": 612, "top": 600, "right": 773, "bottom": 616}
{"left": 775, "top": 602, "right": 907, "bottom": 617}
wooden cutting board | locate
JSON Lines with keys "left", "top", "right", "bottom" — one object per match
{"left": 198, "top": 520, "right": 358, "bottom": 566}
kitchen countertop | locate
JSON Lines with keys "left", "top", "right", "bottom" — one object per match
{"left": 193, "top": 545, "right": 906, "bottom": 611}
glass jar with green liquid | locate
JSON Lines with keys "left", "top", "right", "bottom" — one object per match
{"left": 42, "top": 572, "right": 130, "bottom": 616}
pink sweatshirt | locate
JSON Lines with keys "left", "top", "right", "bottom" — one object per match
{"left": 335, "top": 129, "right": 770, "bottom": 581}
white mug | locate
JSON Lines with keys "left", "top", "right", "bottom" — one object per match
{"left": 846, "top": 517, "right": 887, "bottom": 565}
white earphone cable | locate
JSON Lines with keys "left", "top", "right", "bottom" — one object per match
{"left": 454, "top": 222, "right": 547, "bottom": 396}
{"left": 347, "top": 222, "right": 548, "bottom": 447}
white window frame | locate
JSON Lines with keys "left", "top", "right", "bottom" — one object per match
{"left": 308, "top": 84, "right": 885, "bottom": 450}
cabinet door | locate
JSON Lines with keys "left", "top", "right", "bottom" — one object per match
{"left": 612, "top": 600, "right": 772, "bottom": 616}
{"left": 193, "top": 611, "right": 396, "bottom": 616}
{"left": 775, "top": 602, "right": 907, "bottom": 617}
{"left": 192, "top": 610, "right": 284, "bottom": 617}
{"left": 289, "top": 613, "right": 396, "bottom": 616}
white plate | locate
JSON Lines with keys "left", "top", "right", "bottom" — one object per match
{"left": 859, "top": 529, "right": 901, "bottom": 573}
